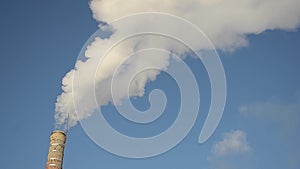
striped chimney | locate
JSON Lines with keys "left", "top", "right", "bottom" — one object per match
{"left": 46, "top": 130, "right": 66, "bottom": 169}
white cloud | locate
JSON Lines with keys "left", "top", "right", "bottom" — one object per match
{"left": 55, "top": 0, "right": 300, "bottom": 129}
{"left": 212, "top": 130, "right": 251, "bottom": 157}
{"left": 239, "top": 98, "right": 300, "bottom": 130}
{"left": 239, "top": 97, "right": 300, "bottom": 169}
{"left": 90, "top": 0, "right": 300, "bottom": 51}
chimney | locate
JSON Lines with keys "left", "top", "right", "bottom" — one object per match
{"left": 46, "top": 130, "right": 67, "bottom": 169}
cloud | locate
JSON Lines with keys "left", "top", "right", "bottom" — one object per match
{"left": 212, "top": 130, "right": 251, "bottom": 157}
{"left": 208, "top": 130, "right": 252, "bottom": 169}
{"left": 55, "top": 0, "right": 300, "bottom": 129}
{"left": 239, "top": 98, "right": 300, "bottom": 130}
{"left": 90, "top": 0, "right": 300, "bottom": 51}
{"left": 239, "top": 96, "right": 300, "bottom": 169}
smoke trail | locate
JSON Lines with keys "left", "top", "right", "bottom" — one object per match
{"left": 54, "top": 0, "right": 300, "bottom": 130}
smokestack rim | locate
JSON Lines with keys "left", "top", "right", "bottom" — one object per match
{"left": 51, "top": 130, "right": 66, "bottom": 136}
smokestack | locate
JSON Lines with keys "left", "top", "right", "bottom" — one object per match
{"left": 46, "top": 130, "right": 67, "bottom": 169}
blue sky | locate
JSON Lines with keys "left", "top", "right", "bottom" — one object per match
{"left": 0, "top": 1, "right": 299, "bottom": 169}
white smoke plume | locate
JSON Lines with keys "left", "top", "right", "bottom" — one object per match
{"left": 55, "top": 0, "right": 300, "bottom": 129}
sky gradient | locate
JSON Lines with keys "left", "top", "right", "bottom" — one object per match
{"left": 0, "top": 1, "right": 299, "bottom": 169}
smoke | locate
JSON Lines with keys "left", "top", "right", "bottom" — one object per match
{"left": 90, "top": 0, "right": 300, "bottom": 50}
{"left": 54, "top": 0, "right": 300, "bottom": 129}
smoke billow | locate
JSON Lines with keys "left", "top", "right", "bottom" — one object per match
{"left": 54, "top": 0, "right": 300, "bottom": 129}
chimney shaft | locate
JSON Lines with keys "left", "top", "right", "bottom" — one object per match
{"left": 46, "top": 130, "right": 66, "bottom": 169}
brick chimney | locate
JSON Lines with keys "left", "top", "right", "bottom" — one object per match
{"left": 46, "top": 130, "right": 66, "bottom": 169}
